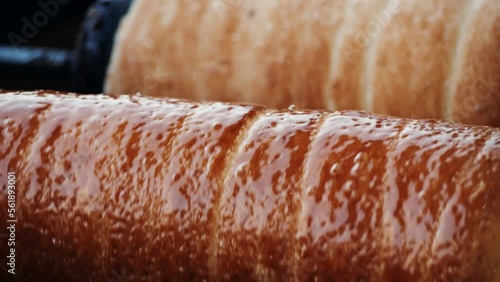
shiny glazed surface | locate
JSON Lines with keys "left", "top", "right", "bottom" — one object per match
{"left": 0, "top": 92, "right": 499, "bottom": 281}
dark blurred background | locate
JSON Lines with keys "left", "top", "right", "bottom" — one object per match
{"left": 0, "top": 0, "right": 95, "bottom": 90}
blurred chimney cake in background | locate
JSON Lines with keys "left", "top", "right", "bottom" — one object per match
{"left": 106, "top": 0, "right": 500, "bottom": 127}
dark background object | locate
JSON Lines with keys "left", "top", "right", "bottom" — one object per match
{"left": 0, "top": 0, "right": 94, "bottom": 47}
{"left": 0, "top": 0, "right": 93, "bottom": 91}
{"left": 73, "top": 0, "right": 132, "bottom": 93}
{"left": 0, "top": 0, "right": 131, "bottom": 93}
